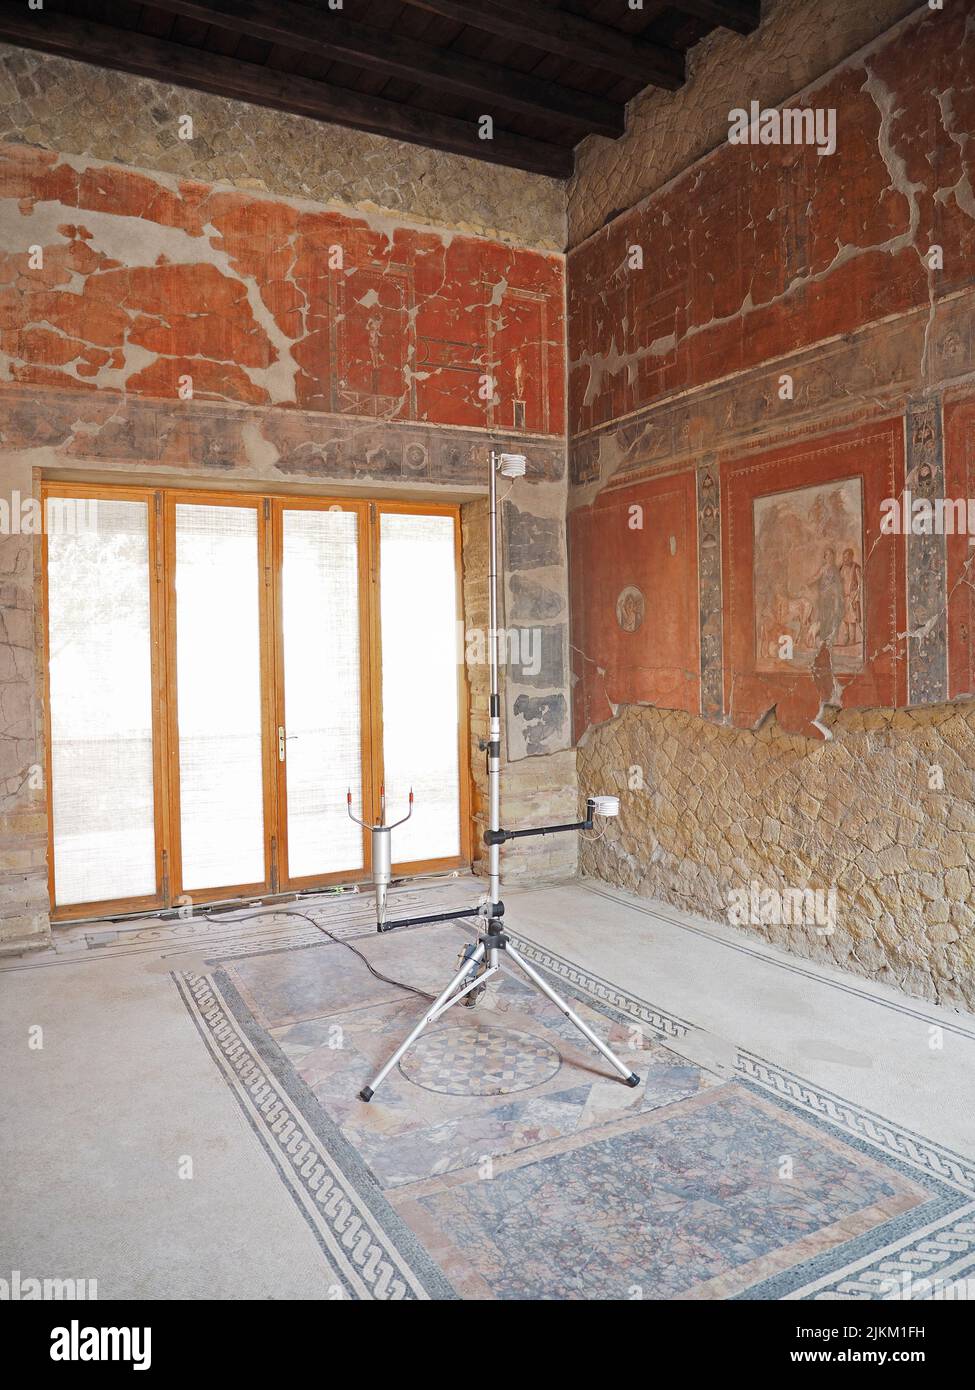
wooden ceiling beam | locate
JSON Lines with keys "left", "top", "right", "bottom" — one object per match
{"left": 400, "top": 0, "right": 686, "bottom": 88}
{"left": 143, "top": 0, "right": 625, "bottom": 138}
{"left": 670, "top": 1, "right": 761, "bottom": 35}
{"left": 0, "top": 6, "right": 574, "bottom": 176}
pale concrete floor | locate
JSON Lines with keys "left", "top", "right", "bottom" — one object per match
{"left": 503, "top": 881, "right": 975, "bottom": 1161}
{"left": 1, "top": 877, "right": 972, "bottom": 1298}
{"left": 0, "top": 924, "right": 338, "bottom": 1299}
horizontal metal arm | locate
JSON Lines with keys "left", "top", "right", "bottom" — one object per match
{"left": 484, "top": 816, "right": 593, "bottom": 846}
{"left": 483, "top": 795, "right": 601, "bottom": 846}
{"left": 376, "top": 905, "right": 486, "bottom": 934}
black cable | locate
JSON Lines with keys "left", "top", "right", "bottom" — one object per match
{"left": 203, "top": 903, "right": 439, "bottom": 1002}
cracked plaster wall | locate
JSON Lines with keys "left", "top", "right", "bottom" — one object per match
{"left": 0, "top": 43, "right": 565, "bottom": 252}
{"left": 0, "top": 142, "right": 566, "bottom": 426}
{"left": 568, "top": 0, "right": 922, "bottom": 248}
{"left": 0, "top": 84, "right": 573, "bottom": 948}
{"left": 567, "top": 3, "right": 975, "bottom": 1008}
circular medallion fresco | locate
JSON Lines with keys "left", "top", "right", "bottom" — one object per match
{"left": 616, "top": 585, "right": 645, "bottom": 632}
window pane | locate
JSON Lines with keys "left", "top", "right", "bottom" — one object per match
{"left": 281, "top": 508, "right": 363, "bottom": 879}
{"left": 175, "top": 504, "right": 265, "bottom": 891}
{"left": 380, "top": 513, "right": 460, "bottom": 862}
{"left": 47, "top": 498, "right": 156, "bottom": 906}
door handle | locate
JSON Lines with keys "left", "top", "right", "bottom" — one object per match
{"left": 278, "top": 726, "right": 299, "bottom": 762}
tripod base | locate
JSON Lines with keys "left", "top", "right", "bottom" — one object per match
{"left": 359, "top": 929, "right": 640, "bottom": 1102}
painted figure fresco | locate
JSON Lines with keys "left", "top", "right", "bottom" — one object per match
{"left": 616, "top": 585, "right": 645, "bottom": 633}
{"left": 753, "top": 478, "right": 865, "bottom": 673}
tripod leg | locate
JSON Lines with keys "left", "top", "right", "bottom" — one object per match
{"left": 505, "top": 943, "right": 640, "bottom": 1087}
{"left": 359, "top": 942, "right": 487, "bottom": 1102}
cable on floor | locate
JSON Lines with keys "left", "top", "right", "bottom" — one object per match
{"left": 202, "top": 903, "right": 440, "bottom": 1002}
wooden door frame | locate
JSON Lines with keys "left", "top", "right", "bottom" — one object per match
{"left": 41, "top": 481, "right": 473, "bottom": 921}
{"left": 41, "top": 482, "right": 170, "bottom": 923}
{"left": 270, "top": 495, "right": 375, "bottom": 893}
{"left": 163, "top": 489, "right": 274, "bottom": 908}
{"left": 371, "top": 499, "right": 474, "bottom": 875}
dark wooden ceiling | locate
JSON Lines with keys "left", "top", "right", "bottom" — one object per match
{"left": 0, "top": 0, "right": 761, "bottom": 177}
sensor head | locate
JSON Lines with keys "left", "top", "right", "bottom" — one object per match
{"left": 589, "top": 795, "right": 620, "bottom": 819}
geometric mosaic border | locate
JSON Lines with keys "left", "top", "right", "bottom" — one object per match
{"left": 506, "top": 930, "right": 694, "bottom": 1040}
{"left": 737, "top": 1051, "right": 975, "bottom": 1199}
{"left": 174, "top": 971, "right": 458, "bottom": 1302}
{"left": 174, "top": 918, "right": 975, "bottom": 1302}
{"left": 730, "top": 1079, "right": 974, "bottom": 1301}
{"left": 504, "top": 941, "right": 975, "bottom": 1301}
{"left": 511, "top": 933, "right": 975, "bottom": 1202}
{"left": 786, "top": 1202, "right": 975, "bottom": 1300}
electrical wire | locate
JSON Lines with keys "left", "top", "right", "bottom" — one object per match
{"left": 202, "top": 902, "right": 439, "bottom": 1002}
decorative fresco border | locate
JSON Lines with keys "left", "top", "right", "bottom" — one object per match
{"left": 696, "top": 457, "right": 724, "bottom": 719}
{"left": 0, "top": 382, "right": 566, "bottom": 490}
{"left": 906, "top": 395, "right": 948, "bottom": 705}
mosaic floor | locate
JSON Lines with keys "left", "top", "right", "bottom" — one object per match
{"left": 174, "top": 911, "right": 975, "bottom": 1301}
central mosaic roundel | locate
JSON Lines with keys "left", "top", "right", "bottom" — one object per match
{"left": 399, "top": 1022, "right": 562, "bottom": 1096}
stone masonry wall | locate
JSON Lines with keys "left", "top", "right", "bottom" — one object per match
{"left": 0, "top": 43, "right": 565, "bottom": 252}
{"left": 567, "top": 0, "right": 922, "bottom": 246}
{"left": 567, "top": 3, "right": 975, "bottom": 1011}
{"left": 578, "top": 702, "right": 975, "bottom": 1012}
{"left": 463, "top": 497, "right": 577, "bottom": 887}
{"left": 0, "top": 461, "right": 48, "bottom": 951}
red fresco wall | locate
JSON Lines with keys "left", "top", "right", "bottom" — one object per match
{"left": 570, "top": 471, "right": 700, "bottom": 741}
{"left": 0, "top": 144, "right": 565, "bottom": 435}
{"left": 568, "top": 4, "right": 975, "bottom": 740}
{"left": 567, "top": 3, "right": 974, "bottom": 437}
{"left": 720, "top": 422, "right": 906, "bottom": 732}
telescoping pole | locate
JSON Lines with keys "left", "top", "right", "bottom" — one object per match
{"left": 487, "top": 451, "right": 502, "bottom": 911}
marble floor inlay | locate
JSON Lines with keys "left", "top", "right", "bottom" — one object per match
{"left": 172, "top": 906, "right": 975, "bottom": 1300}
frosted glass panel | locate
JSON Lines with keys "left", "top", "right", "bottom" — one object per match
{"left": 281, "top": 508, "right": 363, "bottom": 878}
{"left": 380, "top": 513, "right": 460, "bottom": 862}
{"left": 175, "top": 505, "right": 265, "bottom": 891}
{"left": 47, "top": 498, "right": 157, "bottom": 906}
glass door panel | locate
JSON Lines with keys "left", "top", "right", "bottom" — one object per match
{"left": 46, "top": 497, "right": 157, "bottom": 907}
{"left": 280, "top": 506, "right": 365, "bottom": 881}
{"left": 379, "top": 511, "right": 461, "bottom": 864}
{"left": 173, "top": 503, "right": 266, "bottom": 894}
{"left": 44, "top": 488, "right": 468, "bottom": 920}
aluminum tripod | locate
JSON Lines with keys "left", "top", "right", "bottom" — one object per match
{"left": 359, "top": 450, "right": 639, "bottom": 1102}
